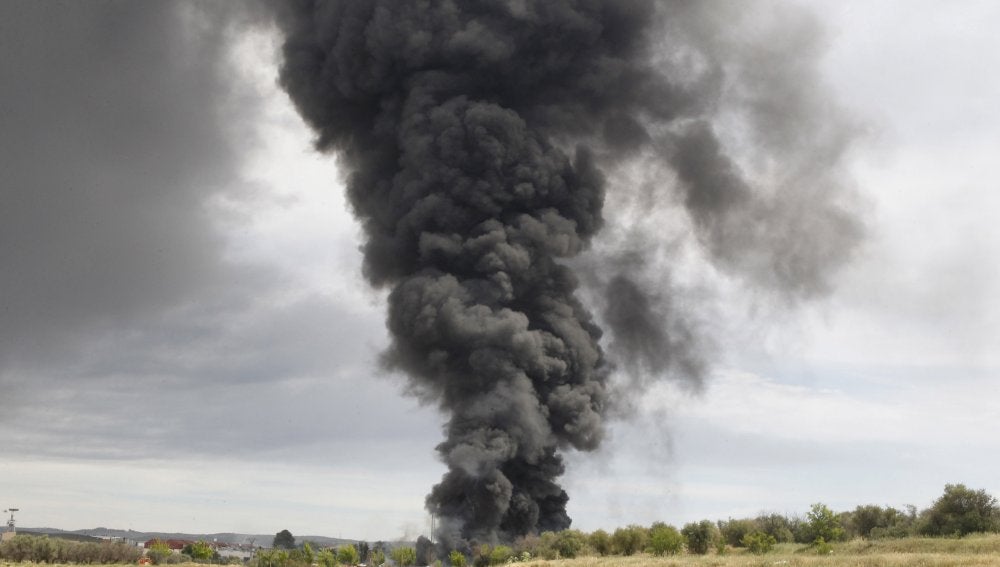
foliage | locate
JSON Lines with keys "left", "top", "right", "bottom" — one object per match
{"left": 183, "top": 540, "right": 217, "bottom": 561}
{"left": 813, "top": 536, "right": 834, "bottom": 555}
{"left": 358, "top": 541, "right": 370, "bottom": 563}
{"left": 0, "top": 534, "right": 143, "bottom": 564}
{"left": 850, "top": 504, "right": 916, "bottom": 539}
{"left": 391, "top": 546, "right": 417, "bottom": 567}
{"left": 588, "top": 529, "right": 611, "bottom": 556}
{"left": 472, "top": 543, "right": 491, "bottom": 567}
{"left": 148, "top": 539, "right": 175, "bottom": 565}
{"left": 318, "top": 548, "right": 338, "bottom": 567}
{"left": 718, "top": 518, "right": 756, "bottom": 547}
{"left": 338, "top": 544, "right": 360, "bottom": 565}
{"left": 920, "top": 484, "right": 999, "bottom": 537}
{"left": 741, "top": 531, "right": 776, "bottom": 555}
{"left": 274, "top": 530, "right": 296, "bottom": 550}
{"left": 488, "top": 544, "right": 514, "bottom": 565}
{"left": 647, "top": 522, "right": 683, "bottom": 556}
{"left": 448, "top": 549, "right": 467, "bottom": 567}
{"left": 681, "top": 520, "right": 718, "bottom": 555}
{"left": 553, "top": 529, "right": 587, "bottom": 559}
{"left": 256, "top": 548, "right": 290, "bottom": 567}
{"left": 755, "top": 513, "right": 796, "bottom": 543}
{"left": 611, "top": 525, "right": 647, "bottom": 556}
{"left": 806, "top": 503, "right": 845, "bottom": 543}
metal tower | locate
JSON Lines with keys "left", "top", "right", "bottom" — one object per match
{"left": 3, "top": 508, "right": 17, "bottom": 534}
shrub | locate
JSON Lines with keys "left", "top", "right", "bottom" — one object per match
{"left": 718, "top": 518, "right": 756, "bottom": 547}
{"left": 741, "top": 531, "right": 776, "bottom": 555}
{"left": 755, "top": 513, "right": 795, "bottom": 543}
{"left": 553, "top": 529, "right": 586, "bottom": 559}
{"left": 488, "top": 545, "right": 513, "bottom": 565}
{"left": 588, "top": 530, "right": 611, "bottom": 556}
{"left": 391, "top": 546, "right": 417, "bottom": 567}
{"left": 805, "top": 503, "right": 845, "bottom": 543}
{"left": 920, "top": 484, "right": 999, "bottom": 537}
{"left": 337, "top": 544, "right": 359, "bottom": 566}
{"left": 814, "top": 537, "right": 834, "bottom": 555}
{"left": 611, "top": 525, "right": 647, "bottom": 556}
{"left": 448, "top": 549, "right": 466, "bottom": 567}
{"left": 647, "top": 523, "right": 683, "bottom": 556}
{"left": 681, "top": 520, "right": 718, "bottom": 555}
{"left": 148, "top": 540, "right": 174, "bottom": 565}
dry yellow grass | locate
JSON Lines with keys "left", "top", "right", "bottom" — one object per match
{"left": 519, "top": 535, "right": 1000, "bottom": 567}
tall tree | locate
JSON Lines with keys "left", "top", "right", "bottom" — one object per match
{"left": 273, "top": 530, "right": 296, "bottom": 550}
{"left": 921, "top": 484, "right": 999, "bottom": 537}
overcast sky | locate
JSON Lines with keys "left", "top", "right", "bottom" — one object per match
{"left": 2, "top": 0, "right": 998, "bottom": 542}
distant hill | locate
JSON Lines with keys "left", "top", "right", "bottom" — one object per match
{"left": 22, "top": 528, "right": 368, "bottom": 549}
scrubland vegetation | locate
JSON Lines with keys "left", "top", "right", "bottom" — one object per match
{"left": 2, "top": 484, "right": 998, "bottom": 566}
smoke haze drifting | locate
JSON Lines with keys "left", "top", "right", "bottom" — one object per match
{"left": 275, "top": 0, "right": 862, "bottom": 551}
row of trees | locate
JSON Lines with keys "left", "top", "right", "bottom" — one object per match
{"left": 450, "top": 483, "right": 1000, "bottom": 561}
{"left": 254, "top": 483, "right": 999, "bottom": 567}
{"left": 0, "top": 534, "right": 144, "bottom": 564}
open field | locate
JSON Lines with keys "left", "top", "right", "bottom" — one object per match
{"left": 520, "top": 535, "right": 1000, "bottom": 567}
{"left": 5, "top": 536, "right": 1000, "bottom": 567}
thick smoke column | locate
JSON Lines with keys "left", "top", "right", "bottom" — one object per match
{"left": 276, "top": 0, "right": 862, "bottom": 551}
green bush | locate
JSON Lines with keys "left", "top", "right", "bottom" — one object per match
{"left": 718, "top": 518, "right": 757, "bottom": 547}
{"left": 448, "top": 549, "right": 466, "bottom": 567}
{"left": 806, "top": 503, "right": 845, "bottom": 543}
{"left": 488, "top": 545, "right": 513, "bottom": 565}
{"left": 611, "top": 525, "right": 647, "bottom": 556}
{"left": 920, "top": 484, "right": 999, "bottom": 537}
{"left": 588, "top": 529, "right": 611, "bottom": 556}
{"left": 337, "top": 544, "right": 359, "bottom": 565}
{"left": 648, "top": 523, "right": 683, "bottom": 556}
{"left": 390, "top": 546, "right": 417, "bottom": 567}
{"left": 814, "top": 536, "right": 834, "bottom": 555}
{"left": 681, "top": 520, "right": 719, "bottom": 555}
{"left": 741, "top": 531, "right": 776, "bottom": 555}
{"left": 553, "top": 529, "right": 586, "bottom": 558}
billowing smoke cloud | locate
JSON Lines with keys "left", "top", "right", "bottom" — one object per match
{"left": 275, "top": 0, "right": 862, "bottom": 551}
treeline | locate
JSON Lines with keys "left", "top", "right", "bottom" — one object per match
{"left": 0, "top": 534, "right": 143, "bottom": 564}
{"left": 456, "top": 483, "right": 1000, "bottom": 562}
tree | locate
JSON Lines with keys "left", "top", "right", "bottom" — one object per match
{"left": 488, "top": 545, "right": 513, "bottom": 565}
{"left": 647, "top": 523, "right": 683, "bottom": 556}
{"left": 390, "top": 546, "right": 416, "bottom": 567}
{"left": 338, "top": 544, "right": 360, "bottom": 566}
{"left": 273, "top": 530, "right": 296, "bottom": 550}
{"left": 357, "top": 542, "right": 370, "bottom": 563}
{"left": 920, "top": 484, "right": 999, "bottom": 537}
{"left": 718, "top": 518, "right": 756, "bottom": 547}
{"left": 805, "top": 503, "right": 844, "bottom": 543}
{"left": 741, "top": 531, "right": 776, "bottom": 555}
{"left": 147, "top": 540, "right": 173, "bottom": 565}
{"left": 611, "top": 525, "right": 646, "bottom": 556}
{"left": 415, "top": 537, "right": 435, "bottom": 566}
{"left": 318, "top": 548, "right": 338, "bottom": 567}
{"left": 185, "top": 540, "right": 216, "bottom": 561}
{"left": 755, "top": 513, "right": 795, "bottom": 543}
{"left": 447, "top": 550, "right": 466, "bottom": 567}
{"left": 553, "top": 530, "right": 586, "bottom": 559}
{"left": 587, "top": 530, "right": 611, "bottom": 556}
{"left": 681, "top": 520, "right": 718, "bottom": 555}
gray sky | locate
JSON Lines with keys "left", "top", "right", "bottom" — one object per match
{"left": 2, "top": 0, "right": 999, "bottom": 541}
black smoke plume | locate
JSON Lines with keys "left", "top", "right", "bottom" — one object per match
{"left": 275, "top": 0, "right": 862, "bottom": 552}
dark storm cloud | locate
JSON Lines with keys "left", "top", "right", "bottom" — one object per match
{"left": 275, "top": 0, "right": 862, "bottom": 551}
